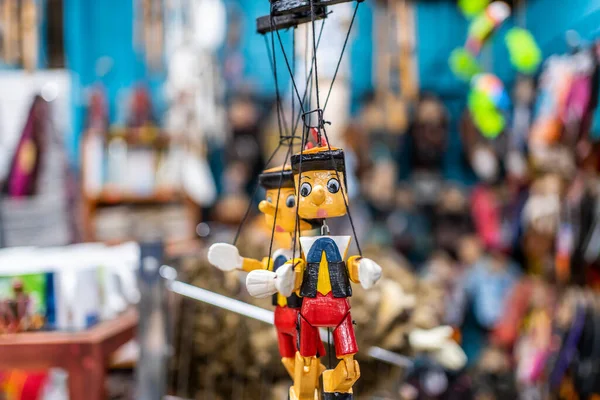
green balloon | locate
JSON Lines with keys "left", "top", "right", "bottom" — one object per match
{"left": 505, "top": 28, "right": 541, "bottom": 74}
{"left": 458, "top": 0, "right": 490, "bottom": 18}
{"left": 449, "top": 48, "right": 481, "bottom": 81}
{"left": 468, "top": 89, "right": 505, "bottom": 138}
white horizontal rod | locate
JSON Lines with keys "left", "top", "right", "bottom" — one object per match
{"left": 166, "top": 279, "right": 413, "bottom": 368}
{"left": 168, "top": 280, "right": 275, "bottom": 325}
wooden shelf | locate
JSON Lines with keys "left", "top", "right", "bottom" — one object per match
{"left": 0, "top": 309, "right": 138, "bottom": 400}
{"left": 107, "top": 127, "right": 184, "bottom": 149}
{"left": 80, "top": 127, "right": 200, "bottom": 243}
{"left": 100, "top": 238, "right": 202, "bottom": 258}
{"left": 86, "top": 188, "right": 180, "bottom": 206}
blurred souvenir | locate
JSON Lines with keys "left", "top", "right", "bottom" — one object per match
{"left": 449, "top": 1, "right": 511, "bottom": 81}
{"left": 468, "top": 74, "right": 510, "bottom": 139}
{"left": 410, "top": 95, "right": 449, "bottom": 173}
{"left": 465, "top": 2, "right": 511, "bottom": 55}
{"left": 458, "top": 0, "right": 490, "bottom": 19}
{"left": 505, "top": 28, "right": 542, "bottom": 74}
{"left": 0, "top": 277, "right": 44, "bottom": 333}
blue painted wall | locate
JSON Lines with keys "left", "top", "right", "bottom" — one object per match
{"left": 231, "top": 0, "right": 373, "bottom": 106}
{"left": 64, "top": 0, "right": 165, "bottom": 162}
{"left": 57, "top": 0, "right": 600, "bottom": 164}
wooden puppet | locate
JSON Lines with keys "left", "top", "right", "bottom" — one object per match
{"left": 207, "top": 166, "right": 316, "bottom": 379}
{"left": 247, "top": 146, "right": 382, "bottom": 400}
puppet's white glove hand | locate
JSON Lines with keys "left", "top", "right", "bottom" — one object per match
{"left": 274, "top": 263, "right": 295, "bottom": 297}
{"left": 208, "top": 243, "right": 242, "bottom": 271}
{"left": 409, "top": 326, "right": 466, "bottom": 371}
{"left": 358, "top": 258, "right": 382, "bottom": 289}
{"left": 432, "top": 340, "right": 467, "bottom": 371}
{"left": 246, "top": 270, "right": 277, "bottom": 298}
{"left": 409, "top": 326, "right": 454, "bottom": 351}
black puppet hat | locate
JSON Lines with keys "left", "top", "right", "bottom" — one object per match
{"left": 291, "top": 146, "right": 346, "bottom": 175}
{"left": 258, "top": 166, "right": 295, "bottom": 190}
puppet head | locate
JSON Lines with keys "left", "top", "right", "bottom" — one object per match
{"left": 291, "top": 146, "right": 348, "bottom": 220}
{"left": 258, "top": 166, "right": 313, "bottom": 233}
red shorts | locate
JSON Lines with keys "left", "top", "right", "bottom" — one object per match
{"left": 299, "top": 293, "right": 358, "bottom": 358}
{"left": 274, "top": 305, "right": 299, "bottom": 358}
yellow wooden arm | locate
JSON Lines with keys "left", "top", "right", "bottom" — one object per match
{"left": 288, "top": 257, "right": 306, "bottom": 291}
{"left": 347, "top": 255, "right": 362, "bottom": 283}
{"left": 241, "top": 257, "right": 271, "bottom": 272}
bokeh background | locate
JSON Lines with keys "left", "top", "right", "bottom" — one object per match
{"left": 2, "top": 0, "right": 600, "bottom": 399}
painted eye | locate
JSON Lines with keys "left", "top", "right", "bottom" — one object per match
{"left": 327, "top": 178, "right": 340, "bottom": 194}
{"left": 285, "top": 195, "right": 295, "bottom": 208}
{"left": 267, "top": 196, "right": 273, "bottom": 203}
{"left": 300, "top": 182, "right": 312, "bottom": 197}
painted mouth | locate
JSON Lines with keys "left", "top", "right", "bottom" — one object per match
{"left": 317, "top": 209, "right": 328, "bottom": 218}
{"left": 275, "top": 225, "right": 285, "bottom": 232}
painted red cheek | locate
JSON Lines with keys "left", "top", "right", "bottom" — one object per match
{"left": 276, "top": 225, "right": 285, "bottom": 232}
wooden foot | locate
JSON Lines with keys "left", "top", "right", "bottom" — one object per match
{"left": 292, "top": 352, "right": 320, "bottom": 400}
{"left": 322, "top": 356, "right": 360, "bottom": 394}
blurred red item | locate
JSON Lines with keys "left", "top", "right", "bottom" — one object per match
{"left": 304, "top": 128, "right": 328, "bottom": 150}
{"left": 87, "top": 87, "right": 109, "bottom": 132}
{"left": 587, "top": 268, "right": 600, "bottom": 292}
{"left": 555, "top": 223, "right": 573, "bottom": 283}
{"left": 471, "top": 185, "right": 504, "bottom": 252}
{"left": 128, "top": 86, "right": 153, "bottom": 128}
{"left": 491, "top": 279, "right": 533, "bottom": 348}
{"left": 0, "top": 370, "right": 47, "bottom": 400}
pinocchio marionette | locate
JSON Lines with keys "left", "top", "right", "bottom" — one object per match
{"left": 248, "top": 146, "right": 383, "bottom": 400}
{"left": 208, "top": 166, "right": 318, "bottom": 379}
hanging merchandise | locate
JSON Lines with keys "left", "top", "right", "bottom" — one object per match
{"left": 204, "top": 1, "right": 383, "bottom": 398}
{"left": 20, "top": 0, "right": 37, "bottom": 71}
{"left": 528, "top": 45, "right": 599, "bottom": 176}
{"left": 464, "top": 1, "right": 510, "bottom": 55}
{"left": 530, "top": 55, "right": 574, "bottom": 148}
{"left": 0, "top": 0, "right": 39, "bottom": 70}
{"left": 449, "top": 1, "right": 510, "bottom": 81}
{"left": 468, "top": 73, "right": 510, "bottom": 139}
{"left": 513, "top": 283, "right": 554, "bottom": 387}
{"left": 209, "top": 166, "right": 320, "bottom": 381}
{"left": 505, "top": 28, "right": 542, "bottom": 74}
{"left": 1, "top": 93, "right": 74, "bottom": 247}
{"left": 3, "top": 96, "right": 47, "bottom": 198}
{"left": 450, "top": 2, "right": 541, "bottom": 81}
{"left": 246, "top": 145, "right": 382, "bottom": 400}
{"left": 458, "top": 0, "right": 490, "bottom": 19}
{"left": 192, "top": 0, "right": 226, "bottom": 52}
{"left": 561, "top": 48, "right": 598, "bottom": 146}
{"left": 81, "top": 88, "right": 109, "bottom": 199}
{"left": 0, "top": 0, "right": 19, "bottom": 65}
{"left": 506, "top": 76, "right": 535, "bottom": 182}
{"left": 138, "top": 0, "right": 164, "bottom": 70}
{"left": 163, "top": 0, "right": 224, "bottom": 207}
{"left": 410, "top": 95, "right": 449, "bottom": 174}
{"left": 542, "top": 290, "right": 600, "bottom": 399}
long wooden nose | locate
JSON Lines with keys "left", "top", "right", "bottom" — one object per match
{"left": 258, "top": 200, "right": 277, "bottom": 216}
{"left": 312, "top": 185, "right": 326, "bottom": 206}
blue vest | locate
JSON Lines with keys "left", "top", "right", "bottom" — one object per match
{"left": 300, "top": 237, "right": 352, "bottom": 298}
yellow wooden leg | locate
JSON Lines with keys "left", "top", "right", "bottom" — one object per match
{"left": 316, "top": 358, "right": 327, "bottom": 400}
{"left": 322, "top": 355, "right": 360, "bottom": 394}
{"left": 282, "top": 357, "right": 295, "bottom": 379}
{"left": 290, "top": 352, "right": 320, "bottom": 400}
